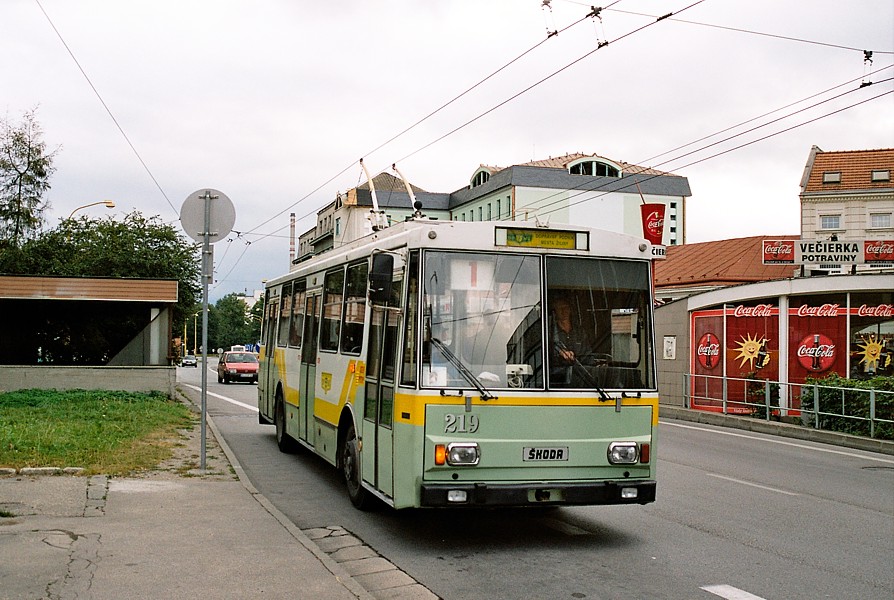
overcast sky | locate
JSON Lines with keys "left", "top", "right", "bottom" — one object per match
{"left": 4, "top": 0, "right": 893, "bottom": 301}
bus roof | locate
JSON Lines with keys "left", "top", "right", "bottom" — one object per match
{"left": 266, "top": 219, "right": 654, "bottom": 288}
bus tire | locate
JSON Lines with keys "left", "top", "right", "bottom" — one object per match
{"left": 274, "top": 394, "right": 298, "bottom": 453}
{"left": 342, "top": 423, "right": 370, "bottom": 510}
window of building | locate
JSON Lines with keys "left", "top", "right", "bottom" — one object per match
{"left": 569, "top": 160, "right": 620, "bottom": 177}
{"left": 478, "top": 207, "right": 483, "bottom": 221}
{"left": 670, "top": 202, "right": 677, "bottom": 209}
{"left": 820, "top": 214, "right": 841, "bottom": 230}
{"left": 335, "top": 217, "right": 340, "bottom": 236}
{"left": 871, "top": 170, "right": 890, "bottom": 182}
{"left": 496, "top": 199, "right": 501, "bottom": 220}
{"left": 870, "top": 213, "right": 892, "bottom": 229}
{"left": 487, "top": 203, "right": 492, "bottom": 220}
{"left": 471, "top": 171, "right": 490, "bottom": 188}
{"left": 822, "top": 172, "right": 841, "bottom": 184}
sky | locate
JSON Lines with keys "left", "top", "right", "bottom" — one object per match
{"left": 4, "top": 0, "right": 893, "bottom": 302}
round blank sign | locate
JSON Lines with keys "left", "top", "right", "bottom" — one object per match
{"left": 180, "top": 188, "right": 236, "bottom": 243}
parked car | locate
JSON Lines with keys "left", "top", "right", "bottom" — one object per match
{"left": 181, "top": 354, "right": 198, "bottom": 367}
{"left": 217, "top": 351, "right": 259, "bottom": 384}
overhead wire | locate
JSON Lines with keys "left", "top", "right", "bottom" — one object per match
{"left": 501, "top": 74, "right": 893, "bottom": 224}
{"left": 34, "top": 0, "right": 179, "bottom": 217}
{"left": 241, "top": 5, "right": 603, "bottom": 239}
{"left": 213, "top": 0, "right": 710, "bottom": 284}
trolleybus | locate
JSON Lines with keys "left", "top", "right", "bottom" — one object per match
{"left": 258, "top": 215, "right": 658, "bottom": 509}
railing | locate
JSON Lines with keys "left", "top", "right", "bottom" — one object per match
{"left": 683, "top": 373, "right": 894, "bottom": 440}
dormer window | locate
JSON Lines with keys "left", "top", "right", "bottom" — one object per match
{"left": 871, "top": 169, "right": 890, "bottom": 182}
{"left": 822, "top": 171, "right": 841, "bottom": 183}
{"left": 568, "top": 158, "right": 620, "bottom": 177}
{"left": 471, "top": 170, "right": 490, "bottom": 188}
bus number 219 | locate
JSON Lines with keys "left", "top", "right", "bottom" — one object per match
{"left": 444, "top": 413, "right": 480, "bottom": 434}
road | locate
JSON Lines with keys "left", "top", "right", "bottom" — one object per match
{"left": 179, "top": 363, "right": 894, "bottom": 600}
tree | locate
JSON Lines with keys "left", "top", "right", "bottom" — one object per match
{"left": 208, "top": 294, "right": 254, "bottom": 350}
{"left": 0, "top": 108, "right": 58, "bottom": 248}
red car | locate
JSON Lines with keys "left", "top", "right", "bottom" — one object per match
{"left": 217, "top": 351, "right": 259, "bottom": 384}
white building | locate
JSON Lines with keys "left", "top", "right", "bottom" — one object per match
{"left": 799, "top": 146, "right": 894, "bottom": 275}
{"left": 294, "top": 152, "right": 690, "bottom": 264}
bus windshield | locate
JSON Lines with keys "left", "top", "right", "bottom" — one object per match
{"left": 420, "top": 251, "right": 654, "bottom": 391}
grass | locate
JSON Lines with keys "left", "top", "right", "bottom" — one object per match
{"left": 0, "top": 389, "right": 194, "bottom": 476}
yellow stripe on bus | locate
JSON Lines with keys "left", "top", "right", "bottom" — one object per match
{"left": 394, "top": 393, "right": 660, "bottom": 426}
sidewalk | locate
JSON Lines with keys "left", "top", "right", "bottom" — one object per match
{"left": 0, "top": 409, "right": 373, "bottom": 599}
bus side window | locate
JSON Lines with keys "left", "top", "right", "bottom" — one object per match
{"left": 341, "top": 262, "right": 368, "bottom": 355}
{"left": 320, "top": 269, "right": 344, "bottom": 352}
{"left": 400, "top": 251, "right": 420, "bottom": 387}
{"left": 289, "top": 281, "right": 305, "bottom": 348}
{"left": 277, "top": 281, "right": 292, "bottom": 347}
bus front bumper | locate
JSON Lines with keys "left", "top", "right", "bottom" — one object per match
{"left": 420, "top": 480, "right": 656, "bottom": 507}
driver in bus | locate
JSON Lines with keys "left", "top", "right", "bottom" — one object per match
{"left": 550, "top": 296, "right": 594, "bottom": 367}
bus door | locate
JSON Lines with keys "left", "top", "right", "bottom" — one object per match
{"left": 260, "top": 291, "right": 279, "bottom": 417}
{"left": 299, "top": 291, "right": 321, "bottom": 444}
{"left": 362, "top": 252, "right": 404, "bottom": 497}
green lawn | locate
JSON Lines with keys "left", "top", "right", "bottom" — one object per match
{"left": 0, "top": 389, "right": 193, "bottom": 475}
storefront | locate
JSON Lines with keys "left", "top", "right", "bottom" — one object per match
{"left": 654, "top": 273, "right": 894, "bottom": 413}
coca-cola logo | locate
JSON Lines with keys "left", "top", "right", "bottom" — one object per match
{"left": 763, "top": 241, "right": 794, "bottom": 263}
{"left": 857, "top": 304, "right": 894, "bottom": 317}
{"left": 696, "top": 333, "right": 720, "bottom": 369}
{"left": 796, "top": 333, "right": 836, "bottom": 372}
{"left": 864, "top": 240, "right": 894, "bottom": 262}
{"left": 796, "top": 303, "right": 840, "bottom": 317}
{"left": 640, "top": 204, "right": 666, "bottom": 245}
{"left": 732, "top": 304, "right": 774, "bottom": 318}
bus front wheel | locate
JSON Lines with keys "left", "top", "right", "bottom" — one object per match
{"left": 342, "top": 424, "right": 370, "bottom": 510}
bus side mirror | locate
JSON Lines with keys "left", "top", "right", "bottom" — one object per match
{"left": 369, "top": 253, "right": 394, "bottom": 304}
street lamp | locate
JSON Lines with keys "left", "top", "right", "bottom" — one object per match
{"left": 193, "top": 311, "right": 200, "bottom": 355}
{"left": 68, "top": 200, "right": 115, "bottom": 220}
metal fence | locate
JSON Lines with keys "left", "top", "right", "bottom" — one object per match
{"left": 683, "top": 373, "right": 894, "bottom": 440}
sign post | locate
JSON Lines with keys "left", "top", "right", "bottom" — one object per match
{"left": 180, "top": 189, "right": 236, "bottom": 470}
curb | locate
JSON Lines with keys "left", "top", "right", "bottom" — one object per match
{"left": 204, "top": 411, "right": 375, "bottom": 600}
{"left": 659, "top": 404, "right": 894, "bottom": 455}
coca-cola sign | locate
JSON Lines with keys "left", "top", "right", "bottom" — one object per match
{"left": 762, "top": 240, "right": 795, "bottom": 264}
{"left": 696, "top": 332, "right": 721, "bottom": 369}
{"left": 864, "top": 240, "right": 894, "bottom": 263}
{"left": 796, "top": 333, "right": 836, "bottom": 372}
{"left": 856, "top": 304, "right": 894, "bottom": 317}
{"left": 640, "top": 203, "right": 666, "bottom": 246}
{"left": 731, "top": 304, "right": 774, "bottom": 318}
{"left": 796, "top": 303, "right": 841, "bottom": 317}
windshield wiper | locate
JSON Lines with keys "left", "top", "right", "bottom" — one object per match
{"left": 554, "top": 338, "right": 613, "bottom": 404}
{"left": 430, "top": 338, "right": 496, "bottom": 401}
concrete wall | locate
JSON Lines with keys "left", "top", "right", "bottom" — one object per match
{"left": 0, "top": 366, "right": 176, "bottom": 396}
{"left": 655, "top": 298, "right": 691, "bottom": 406}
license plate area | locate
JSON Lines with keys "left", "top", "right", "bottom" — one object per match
{"left": 522, "top": 447, "right": 569, "bottom": 462}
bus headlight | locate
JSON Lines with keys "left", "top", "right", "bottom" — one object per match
{"left": 607, "top": 441, "right": 638, "bottom": 464}
{"left": 446, "top": 442, "right": 480, "bottom": 466}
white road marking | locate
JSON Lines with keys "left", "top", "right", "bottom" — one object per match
{"left": 707, "top": 473, "right": 799, "bottom": 496}
{"left": 183, "top": 383, "right": 258, "bottom": 412}
{"left": 701, "top": 584, "right": 767, "bottom": 600}
{"left": 661, "top": 420, "right": 894, "bottom": 465}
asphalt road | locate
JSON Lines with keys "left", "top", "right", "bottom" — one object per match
{"left": 179, "top": 363, "right": 894, "bottom": 600}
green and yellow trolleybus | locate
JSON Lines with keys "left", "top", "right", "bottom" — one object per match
{"left": 258, "top": 215, "right": 658, "bottom": 509}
